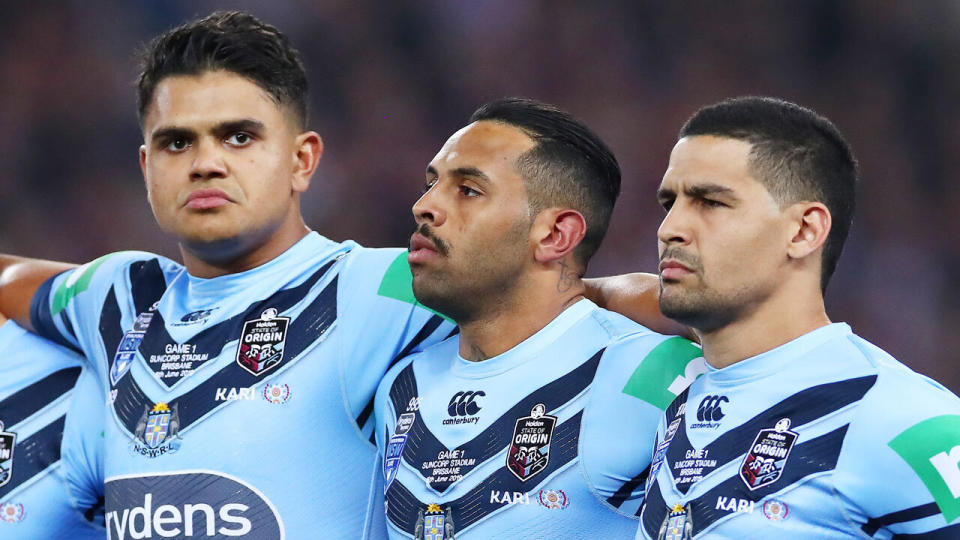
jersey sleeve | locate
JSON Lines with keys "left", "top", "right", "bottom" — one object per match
{"left": 580, "top": 333, "right": 704, "bottom": 517}
{"left": 838, "top": 374, "right": 960, "bottom": 538}
{"left": 336, "top": 248, "right": 455, "bottom": 428}
{"left": 59, "top": 365, "right": 105, "bottom": 528}
{"left": 29, "top": 251, "right": 156, "bottom": 369}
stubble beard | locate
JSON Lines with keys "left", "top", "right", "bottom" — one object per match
{"left": 412, "top": 222, "right": 530, "bottom": 325}
{"left": 659, "top": 279, "right": 746, "bottom": 335}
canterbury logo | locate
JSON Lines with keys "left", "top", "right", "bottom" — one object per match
{"left": 447, "top": 391, "right": 485, "bottom": 417}
{"left": 697, "top": 395, "right": 728, "bottom": 422}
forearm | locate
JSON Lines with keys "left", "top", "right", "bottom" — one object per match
{"left": 0, "top": 254, "right": 75, "bottom": 330}
{"left": 584, "top": 272, "right": 695, "bottom": 340}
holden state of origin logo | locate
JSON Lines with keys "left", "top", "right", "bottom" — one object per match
{"left": 236, "top": 308, "right": 289, "bottom": 377}
{"left": 0, "top": 421, "right": 16, "bottom": 488}
{"left": 507, "top": 404, "right": 557, "bottom": 482}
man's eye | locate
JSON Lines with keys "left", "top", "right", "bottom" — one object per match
{"left": 422, "top": 179, "right": 437, "bottom": 194}
{"left": 166, "top": 138, "right": 190, "bottom": 152}
{"left": 459, "top": 185, "right": 479, "bottom": 197}
{"left": 227, "top": 132, "right": 252, "bottom": 146}
{"left": 659, "top": 200, "right": 674, "bottom": 212}
{"left": 701, "top": 199, "right": 725, "bottom": 208}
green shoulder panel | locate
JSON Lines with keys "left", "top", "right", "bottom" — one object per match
{"left": 376, "top": 252, "right": 452, "bottom": 322}
{"left": 621, "top": 336, "right": 705, "bottom": 410}
{"left": 51, "top": 254, "right": 113, "bottom": 316}
{"left": 889, "top": 414, "right": 960, "bottom": 522}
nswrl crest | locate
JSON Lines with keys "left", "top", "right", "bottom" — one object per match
{"left": 132, "top": 402, "right": 181, "bottom": 457}
{"left": 507, "top": 403, "right": 557, "bottom": 481}
{"left": 414, "top": 504, "right": 455, "bottom": 540}
{"left": 0, "top": 421, "right": 16, "bottom": 488}
{"left": 658, "top": 503, "right": 693, "bottom": 540}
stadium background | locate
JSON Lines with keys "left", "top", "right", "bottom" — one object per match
{"left": 1, "top": 2, "right": 957, "bottom": 391}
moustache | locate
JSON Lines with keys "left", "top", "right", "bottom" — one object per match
{"left": 414, "top": 224, "right": 450, "bottom": 256}
{"left": 660, "top": 247, "right": 701, "bottom": 272}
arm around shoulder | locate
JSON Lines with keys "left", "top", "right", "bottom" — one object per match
{"left": 0, "top": 254, "right": 76, "bottom": 330}
{"left": 584, "top": 272, "right": 693, "bottom": 339}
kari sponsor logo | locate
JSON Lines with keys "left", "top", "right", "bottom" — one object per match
{"left": 105, "top": 470, "right": 283, "bottom": 539}
{"left": 490, "top": 490, "right": 530, "bottom": 506}
{"left": 215, "top": 387, "right": 256, "bottom": 402}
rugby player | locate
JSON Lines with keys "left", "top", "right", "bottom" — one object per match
{"left": 0, "top": 12, "right": 455, "bottom": 538}
{"left": 374, "top": 98, "right": 705, "bottom": 538}
{"left": 0, "top": 311, "right": 106, "bottom": 538}
{"left": 612, "top": 97, "right": 960, "bottom": 538}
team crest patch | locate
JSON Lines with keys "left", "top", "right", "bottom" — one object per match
{"left": 507, "top": 404, "right": 557, "bottom": 482}
{"left": 131, "top": 402, "right": 181, "bottom": 458}
{"left": 415, "top": 504, "right": 455, "bottom": 540}
{"left": 237, "top": 308, "right": 289, "bottom": 377}
{"left": 537, "top": 489, "right": 569, "bottom": 509}
{"left": 0, "top": 502, "right": 24, "bottom": 523}
{"left": 384, "top": 412, "right": 416, "bottom": 492}
{"left": 740, "top": 418, "right": 798, "bottom": 490}
{"left": 262, "top": 383, "right": 291, "bottom": 404}
{"left": 658, "top": 503, "right": 693, "bottom": 540}
{"left": 649, "top": 410, "right": 684, "bottom": 492}
{"left": 0, "top": 422, "right": 16, "bottom": 488}
{"left": 762, "top": 499, "right": 789, "bottom": 521}
{"left": 111, "top": 304, "right": 156, "bottom": 386}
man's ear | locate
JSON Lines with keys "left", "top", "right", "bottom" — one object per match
{"left": 291, "top": 131, "right": 323, "bottom": 193}
{"left": 786, "top": 201, "right": 831, "bottom": 260}
{"left": 532, "top": 208, "right": 587, "bottom": 264}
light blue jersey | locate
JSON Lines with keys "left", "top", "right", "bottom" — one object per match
{"left": 29, "top": 232, "right": 452, "bottom": 539}
{"left": 375, "top": 299, "right": 705, "bottom": 539}
{"left": 0, "top": 320, "right": 105, "bottom": 538}
{"left": 637, "top": 323, "right": 960, "bottom": 539}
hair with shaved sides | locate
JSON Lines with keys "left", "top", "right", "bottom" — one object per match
{"left": 679, "top": 96, "right": 858, "bottom": 292}
{"left": 469, "top": 97, "right": 621, "bottom": 271}
{"left": 137, "top": 11, "right": 309, "bottom": 129}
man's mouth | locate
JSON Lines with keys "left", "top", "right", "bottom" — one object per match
{"left": 659, "top": 259, "right": 694, "bottom": 281}
{"left": 185, "top": 188, "right": 232, "bottom": 210}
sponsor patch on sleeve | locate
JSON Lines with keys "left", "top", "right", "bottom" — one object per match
{"left": 51, "top": 254, "right": 113, "bottom": 315}
{"left": 376, "top": 252, "right": 452, "bottom": 321}
{"left": 621, "top": 337, "right": 705, "bottom": 410}
{"left": 889, "top": 414, "right": 960, "bottom": 522}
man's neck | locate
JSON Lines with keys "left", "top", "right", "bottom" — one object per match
{"left": 180, "top": 222, "right": 311, "bottom": 278}
{"left": 698, "top": 287, "right": 831, "bottom": 369}
{"left": 457, "top": 279, "right": 586, "bottom": 362}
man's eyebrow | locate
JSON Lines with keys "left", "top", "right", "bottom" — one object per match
{"left": 425, "top": 165, "right": 492, "bottom": 184}
{"left": 450, "top": 166, "right": 490, "bottom": 184}
{"left": 150, "top": 119, "right": 265, "bottom": 142}
{"left": 686, "top": 182, "right": 737, "bottom": 199}
{"left": 211, "top": 119, "right": 265, "bottom": 136}
{"left": 656, "top": 187, "right": 675, "bottom": 201}
{"left": 150, "top": 126, "right": 194, "bottom": 143}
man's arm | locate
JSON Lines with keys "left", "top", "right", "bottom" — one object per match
{"left": 584, "top": 273, "right": 694, "bottom": 339}
{"left": 0, "top": 255, "right": 76, "bottom": 330}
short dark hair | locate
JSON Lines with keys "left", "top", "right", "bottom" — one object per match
{"left": 469, "top": 98, "right": 621, "bottom": 269}
{"left": 137, "top": 11, "right": 309, "bottom": 128}
{"left": 679, "top": 96, "right": 858, "bottom": 291}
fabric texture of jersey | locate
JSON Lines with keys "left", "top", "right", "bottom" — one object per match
{"left": 637, "top": 323, "right": 960, "bottom": 539}
{"left": 375, "top": 299, "right": 704, "bottom": 539}
{"left": 0, "top": 320, "right": 105, "bottom": 538}
{"left": 30, "top": 232, "right": 452, "bottom": 539}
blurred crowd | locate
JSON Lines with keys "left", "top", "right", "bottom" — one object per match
{"left": 2, "top": 1, "right": 957, "bottom": 390}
